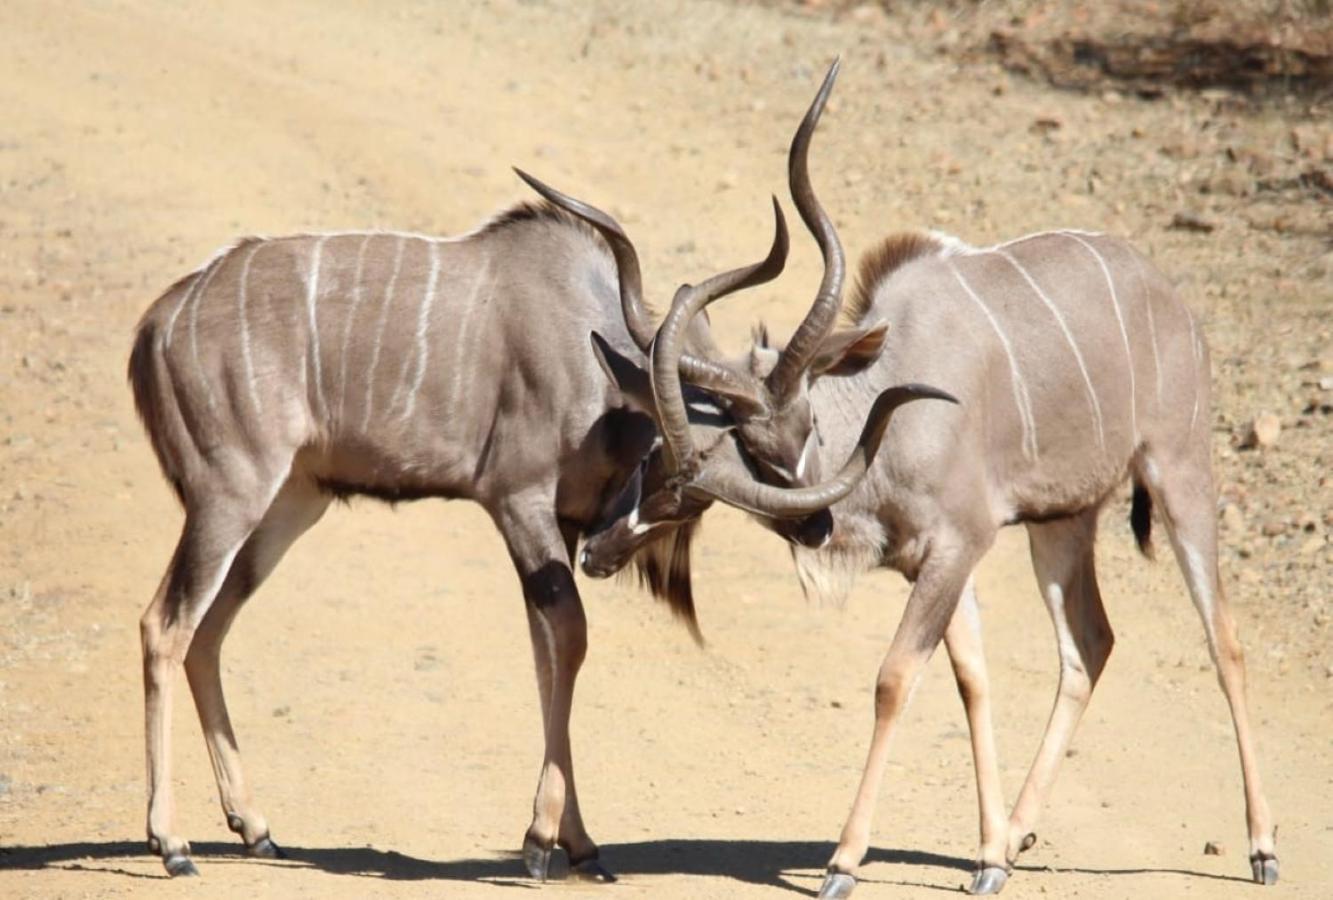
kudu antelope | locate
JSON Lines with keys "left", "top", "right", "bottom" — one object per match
{"left": 126, "top": 179, "right": 911, "bottom": 880}
{"left": 569, "top": 62, "right": 1278, "bottom": 896}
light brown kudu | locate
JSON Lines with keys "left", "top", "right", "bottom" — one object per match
{"left": 126, "top": 172, "right": 925, "bottom": 880}
{"left": 569, "top": 61, "right": 1278, "bottom": 896}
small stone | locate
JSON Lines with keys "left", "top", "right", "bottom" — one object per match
{"left": 1220, "top": 504, "right": 1244, "bottom": 533}
{"left": 1204, "top": 170, "right": 1252, "bottom": 197}
{"left": 850, "top": 3, "right": 885, "bottom": 25}
{"left": 1319, "top": 376, "right": 1333, "bottom": 391}
{"left": 716, "top": 172, "right": 738, "bottom": 192}
{"left": 1241, "top": 413, "right": 1281, "bottom": 449}
{"left": 830, "top": 699, "right": 843, "bottom": 709}
{"left": 272, "top": 706, "right": 290, "bottom": 718}
{"left": 1204, "top": 840, "right": 1225, "bottom": 856}
{"left": 1170, "top": 211, "right": 1215, "bottom": 233}
{"left": 1261, "top": 520, "right": 1287, "bottom": 538}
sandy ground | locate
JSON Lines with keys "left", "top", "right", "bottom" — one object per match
{"left": 1, "top": 1, "right": 1329, "bottom": 898}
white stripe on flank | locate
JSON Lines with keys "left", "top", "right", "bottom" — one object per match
{"left": 999, "top": 250, "right": 1106, "bottom": 451}
{"left": 1185, "top": 308, "right": 1202, "bottom": 434}
{"left": 1130, "top": 254, "right": 1164, "bottom": 409}
{"left": 186, "top": 257, "right": 226, "bottom": 410}
{"left": 336, "top": 234, "right": 373, "bottom": 425}
{"left": 304, "top": 237, "right": 329, "bottom": 419}
{"left": 395, "top": 240, "right": 442, "bottom": 422}
{"left": 237, "top": 242, "right": 264, "bottom": 414}
{"left": 362, "top": 235, "right": 408, "bottom": 431}
{"left": 447, "top": 255, "right": 494, "bottom": 413}
{"left": 949, "top": 264, "right": 1039, "bottom": 460}
{"left": 164, "top": 242, "right": 243, "bottom": 349}
{"left": 1064, "top": 233, "right": 1137, "bottom": 441}
{"left": 163, "top": 272, "right": 202, "bottom": 350}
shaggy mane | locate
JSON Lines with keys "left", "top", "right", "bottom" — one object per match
{"left": 481, "top": 199, "right": 604, "bottom": 247}
{"left": 846, "top": 232, "right": 944, "bottom": 324}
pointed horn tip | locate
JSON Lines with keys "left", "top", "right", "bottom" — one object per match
{"left": 514, "top": 167, "right": 563, "bottom": 203}
{"left": 903, "top": 382, "right": 960, "bottom": 405}
{"left": 513, "top": 166, "right": 542, "bottom": 190}
{"left": 871, "top": 383, "right": 959, "bottom": 411}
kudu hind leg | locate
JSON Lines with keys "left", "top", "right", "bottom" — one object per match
{"left": 1149, "top": 459, "right": 1277, "bottom": 883}
{"left": 943, "top": 580, "right": 1010, "bottom": 894}
{"left": 499, "top": 505, "right": 611, "bottom": 883}
{"left": 1006, "top": 511, "right": 1112, "bottom": 863}
{"left": 183, "top": 477, "right": 330, "bottom": 857}
{"left": 819, "top": 543, "right": 983, "bottom": 900}
{"left": 142, "top": 490, "right": 273, "bottom": 876}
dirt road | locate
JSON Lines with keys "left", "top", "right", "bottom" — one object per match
{"left": 1, "top": 2, "right": 1329, "bottom": 898}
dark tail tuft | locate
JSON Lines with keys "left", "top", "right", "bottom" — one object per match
{"left": 629, "top": 520, "right": 704, "bottom": 646}
{"left": 1131, "top": 482, "right": 1154, "bottom": 560}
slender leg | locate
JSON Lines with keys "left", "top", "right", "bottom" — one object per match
{"left": 818, "top": 539, "right": 985, "bottom": 900}
{"left": 1147, "top": 456, "right": 1277, "bottom": 884}
{"left": 142, "top": 483, "right": 274, "bottom": 877}
{"left": 183, "top": 476, "right": 330, "bottom": 855}
{"left": 1005, "top": 510, "right": 1112, "bottom": 863}
{"left": 495, "top": 497, "right": 612, "bottom": 884}
{"left": 944, "top": 580, "right": 1009, "bottom": 894}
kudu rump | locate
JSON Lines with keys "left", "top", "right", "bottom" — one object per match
{"left": 574, "top": 63, "right": 1277, "bottom": 896}
{"left": 126, "top": 175, "right": 916, "bottom": 877}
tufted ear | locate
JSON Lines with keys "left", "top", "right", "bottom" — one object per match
{"left": 810, "top": 319, "right": 888, "bottom": 378}
{"left": 591, "top": 331, "right": 654, "bottom": 412}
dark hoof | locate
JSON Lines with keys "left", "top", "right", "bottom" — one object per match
{"left": 522, "top": 833, "right": 553, "bottom": 882}
{"left": 817, "top": 871, "right": 857, "bottom": 899}
{"left": 571, "top": 857, "right": 617, "bottom": 883}
{"left": 248, "top": 835, "right": 287, "bottom": 860}
{"left": 1250, "top": 852, "right": 1278, "bottom": 886}
{"left": 164, "top": 854, "right": 199, "bottom": 877}
{"left": 968, "top": 865, "right": 1009, "bottom": 895}
{"left": 1018, "top": 832, "right": 1037, "bottom": 854}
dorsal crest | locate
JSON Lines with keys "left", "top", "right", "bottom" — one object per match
{"left": 846, "top": 232, "right": 945, "bottom": 324}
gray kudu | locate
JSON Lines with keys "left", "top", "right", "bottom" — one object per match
{"left": 126, "top": 95, "right": 946, "bottom": 878}
{"left": 566, "top": 61, "right": 1278, "bottom": 897}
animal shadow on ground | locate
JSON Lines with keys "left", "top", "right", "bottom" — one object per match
{"left": 0, "top": 838, "right": 1251, "bottom": 894}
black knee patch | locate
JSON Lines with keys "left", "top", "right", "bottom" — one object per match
{"left": 521, "top": 561, "right": 578, "bottom": 610}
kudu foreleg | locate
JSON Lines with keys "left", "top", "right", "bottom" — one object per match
{"left": 943, "top": 580, "right": 1010, "bottom": 894}
{"left": 819, "top": 543, "right": 984, "bottom": 900}
{"left": 1005, "top": 511, "right": 1112, "bottom": 864}
{"left": 501, "top": 504, "right": 612, "bottom": 884}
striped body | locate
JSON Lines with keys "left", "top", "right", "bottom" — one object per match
{"left": 801, "top": 229, "right": 1206, "bottom": 585}
{"left": 133, "top": 217, "right": 642, "bottom": 516}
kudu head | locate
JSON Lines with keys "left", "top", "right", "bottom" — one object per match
{"left": 517, "top": 60, "right": 954, "bottom": 577}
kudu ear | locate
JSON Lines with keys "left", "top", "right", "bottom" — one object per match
{"left": 810, "top": 318, "right": 889, "bottom": 379}
{"left": 590, "top": 331, "right": 654, "bottom": 412}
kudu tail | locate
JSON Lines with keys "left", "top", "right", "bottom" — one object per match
{"left": 1130, "top": 481, "right": 1155, "bottom": 560}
